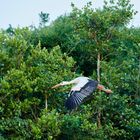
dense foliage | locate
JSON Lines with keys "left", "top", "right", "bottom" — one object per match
{"left": 0, "top": 0, "right": 140, "bottom": 139}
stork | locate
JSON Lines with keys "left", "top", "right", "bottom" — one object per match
{"left": 52, "top": 76, "right": 112, "bottom": 110}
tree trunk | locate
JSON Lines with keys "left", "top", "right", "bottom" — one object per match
{"left": 97, "top": 53, "right": 101, "bottom": 128}
{"left": 136, "top": 58, "right": 140, "bottom": 96}
{"left": 97, "top": 53, "right": 100, "bottom": 82}
{"left": 45, "top": 95, "right": 48, "bottom": 109}
{"left": 97, "top": 111, "right": 101, "bottom": 128}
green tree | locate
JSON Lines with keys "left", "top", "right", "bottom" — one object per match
{"left": 69, "top": 0, "right": 136, "bottom": 76}
{"left": 0, "top": 30, "right": 75, "bottom": 139}
{"left": 39, "top": 12, "right": 50, "bottom": 27}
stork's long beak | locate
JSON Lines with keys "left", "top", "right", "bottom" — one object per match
{"left": 51, "top": 83, "right": 61, "bottom": 89}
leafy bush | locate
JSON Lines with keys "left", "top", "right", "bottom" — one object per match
{"left": 0, "top": 31, "right": 75, "bottom": 139}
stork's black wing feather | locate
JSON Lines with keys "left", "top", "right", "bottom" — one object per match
{"left": 80, "top": 80, "right": 98, "bottom": 96}
{"left": 65, "top": 80, "right": 98, "bottom": 110}
{"left": 65, "top": 91, "right": 84, "bottom": 110}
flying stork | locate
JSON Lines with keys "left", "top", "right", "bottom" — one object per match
{"left": 52, "top": 76, "right": 112, "bottom": 110}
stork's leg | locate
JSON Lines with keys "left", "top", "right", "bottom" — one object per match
{"left": 97, "top": 84, "right": 113, "bottom": 93}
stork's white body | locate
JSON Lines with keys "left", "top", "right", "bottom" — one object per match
{"left": 69, "top": 77, "right": 89, "bottom": 91}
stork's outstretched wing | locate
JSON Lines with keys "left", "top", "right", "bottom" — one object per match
{"left": 65, "top": 80, "right": 98, "bottom": 110}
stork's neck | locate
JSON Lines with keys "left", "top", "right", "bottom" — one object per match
{"left": 61, "top": 81, "right": 73, "bottom": 86}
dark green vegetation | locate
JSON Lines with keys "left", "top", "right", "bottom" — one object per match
{"left": 0, "top": 0, "right": 140, "bottom": 139}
